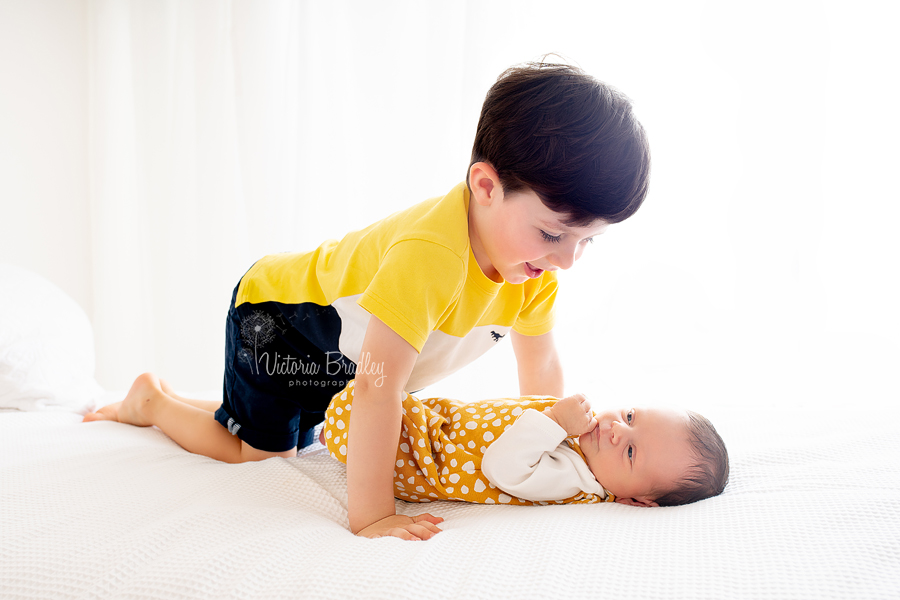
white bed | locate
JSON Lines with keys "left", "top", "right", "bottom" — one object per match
{"left": 2, "top": 266, "right": 899, "bottom": 599}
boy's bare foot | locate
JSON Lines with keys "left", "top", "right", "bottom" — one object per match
{"left": 82, "top": 372, "right": 162, "bottom": 427}
{"left": 158, "top": 377, "right": 180, "bottom": 400}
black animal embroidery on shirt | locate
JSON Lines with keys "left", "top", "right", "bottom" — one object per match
{"left": 490, "top": 331, "right": 505, "bottom": 342}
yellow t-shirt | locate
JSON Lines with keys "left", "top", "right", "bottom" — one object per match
{"left": 324, "top": 381, "right": 612, "bottom": 506}
{"left": 234, "top": 182, "right": 558, "bottom": 392}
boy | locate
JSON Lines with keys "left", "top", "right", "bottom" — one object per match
{"left": 83, "top": 61, "right": 651, "bottom": 540}
{"left": 324, "top": 382, "right": 729, "bottom": 511}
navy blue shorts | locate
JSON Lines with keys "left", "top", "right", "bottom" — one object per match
{"left": 214, "top": 279, "right": 357, "bottom": 452}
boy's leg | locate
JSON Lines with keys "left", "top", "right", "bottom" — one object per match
{"left": 83, "top": 373, "right": 296, "bottom": 463}
{"left": 158, "top": 378, "right": 221, "bottom": 413}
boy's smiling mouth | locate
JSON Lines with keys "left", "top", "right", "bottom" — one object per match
{"left": 524, "top": 262, "right": 543, "bottom": 278}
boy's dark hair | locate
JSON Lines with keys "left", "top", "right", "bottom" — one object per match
{"left": 469, "top": 60, "right": 651, "bottom": 226}
{"left": 653, "top": 411, "right": 729, "bottom": 507}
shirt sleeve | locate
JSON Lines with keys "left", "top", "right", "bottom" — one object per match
{"left": 481, "top": 408, "right": 600, "bottom": 501}
{"left": 358, "top": 239, "right": 466, "bottom": 353}
{"left": 512, "top": 272, "right": 558, "bottom": 336}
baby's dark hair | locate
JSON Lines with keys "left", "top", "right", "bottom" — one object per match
{"left": 653, "top": 411, "right": 729, "bottom": 507}
{"left": 469, "top": 60, "right": 651, "bottom": 227}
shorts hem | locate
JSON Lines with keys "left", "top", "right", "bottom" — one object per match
{"left": 213, "top": 406, "right": 301, "bottom": 453}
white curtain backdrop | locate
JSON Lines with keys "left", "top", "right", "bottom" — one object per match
{"left": 87, "top": 0, "right": 900, "bottom": 413}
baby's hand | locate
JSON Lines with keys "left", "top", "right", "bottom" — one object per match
{"left": 543, "top": 394, "right": 598, "bottom": 437}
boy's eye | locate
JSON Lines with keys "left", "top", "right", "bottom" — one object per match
{"left": 540, "top": 230, "right": 562, "bottom": 244}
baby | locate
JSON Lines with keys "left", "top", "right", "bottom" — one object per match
{"left": 323, "top": 381, "right": 729, "bottom": 507}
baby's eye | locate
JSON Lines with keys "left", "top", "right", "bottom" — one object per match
{"left": 628, "top": 446, "right": 633, "bottom": 461}
{"left": 626, "top": 409, "right": 634, "bottom": 424}
{"left": 540, "top": 230, "right": 562, "bottom": 244}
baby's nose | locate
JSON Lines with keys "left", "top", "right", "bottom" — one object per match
{"left": 599, "top": 419, "right": 622, "bottom": 444}
{"left": 608, "top": 420, "right": 624, "bottom": 444}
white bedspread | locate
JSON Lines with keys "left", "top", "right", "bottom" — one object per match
{"left": 2, "top": 398, "right": 899, "bottom": 599}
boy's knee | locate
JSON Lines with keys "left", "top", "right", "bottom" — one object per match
{"left": 238, "top": 441, "right": 296, "bottom": 462}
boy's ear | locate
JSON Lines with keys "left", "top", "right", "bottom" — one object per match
{"left": 468, "top": 162, "right": 503, "bottom": 207}
{"left": 615, "top": 497, "right": 659, "bottom": 508}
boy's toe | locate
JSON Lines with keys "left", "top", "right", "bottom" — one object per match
{"left": 82, "top": 404, "right": 120, "bottom": 423}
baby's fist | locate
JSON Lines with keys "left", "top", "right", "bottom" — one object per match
{"left": 544, "top": 394, "right": 598, "bottom": 437}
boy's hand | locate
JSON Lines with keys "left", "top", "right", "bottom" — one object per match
{"left": 356, "top": 513, "right": 444, "bottom": 541}
{"left": 543, "top": 393, "right": 598, "bottom": 437}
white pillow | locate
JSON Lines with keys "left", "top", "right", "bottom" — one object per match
{"left": 0, "top": 264, "right": 104, "bottom": 413}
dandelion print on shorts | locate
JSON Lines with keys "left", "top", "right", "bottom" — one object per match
{"left": 240, "top": 310, "right": 276, "bottom": 375}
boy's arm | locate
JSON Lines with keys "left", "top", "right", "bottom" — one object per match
{"left": 511, "top": 330, "right": 564, "bottom": 397}
{"left": 346, "top": 316, "right": 443, "bottom": 540}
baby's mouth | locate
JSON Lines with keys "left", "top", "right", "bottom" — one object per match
{"left": 582, "top": 425, "right": 600, "bottom": 448}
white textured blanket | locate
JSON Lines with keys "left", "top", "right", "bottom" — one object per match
{"left": 2, "top": 398, "right": 899, "bottom": 599}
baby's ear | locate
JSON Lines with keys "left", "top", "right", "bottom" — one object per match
{"left": 615, "top": 497, "right": 659, "bottom": 508}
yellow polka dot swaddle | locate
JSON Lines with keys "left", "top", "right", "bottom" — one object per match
{"left": 324, "top": 381, "right": 606, "bottom": 505}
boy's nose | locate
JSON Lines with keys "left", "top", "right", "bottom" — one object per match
{"left": 549, "top": 245, "right": 577, "bottom": 270}
{"left": 548, "top": 240, "right": 584, "bottom": 270}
